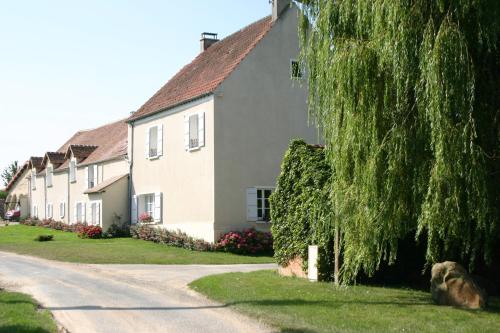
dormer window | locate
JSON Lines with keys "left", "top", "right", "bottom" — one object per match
{"left": 31, "top": 170, "right": 36, "bottom": 190}
{"left": 70, "top": 159, "right": 76, "bottom": 183}
{"left": 46, "top": 165, "right": 53, "bottom": 187}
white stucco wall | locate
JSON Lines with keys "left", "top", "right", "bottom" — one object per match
{"left": 131, "top": 97, "right": 216, "bottom": 241}
{"left": 69, "top": 156, "right": 128, "bottom": 225}
{"left": 212, "top": 5, "right": 318, "bottom": 238}
{"left": 31, "top": 171, "right": 46, "bottom": 219}
{"left": 46, "top": 166, "right": 69, "bottom": 222}
{"left": 6, "top": 168, "right": 30, "bottom": 218}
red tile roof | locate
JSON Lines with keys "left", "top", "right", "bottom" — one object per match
{"left": 42, "top": 152, "right": 66, "bottom": 168}
{"left": 29, "top": 157, "right": 44, "bottom": 172}
{"left": 84, "top": 174, "right": 128, "bottom": 194}
{"left": 128, "top": 16, "right": 273, "bottom": 122}
{"left": 4, "top": 161, "right": 30, "bottom": 192}
{"left": 57, "top": 119, "right": 128, "bottom": 168}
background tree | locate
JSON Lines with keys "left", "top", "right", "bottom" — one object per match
{"left": 1, "top": 161, "right": 19, "bottom": 187}
{"left": 298, "top": 0, "right": 500, "bottom": 283}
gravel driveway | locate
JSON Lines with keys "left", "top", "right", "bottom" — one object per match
{"left": 0, "top": 251, "right": 277, "bottom": 333}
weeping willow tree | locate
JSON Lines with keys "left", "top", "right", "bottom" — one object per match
{"left": 298, "top": 0, "right": 500, "bottom": 283}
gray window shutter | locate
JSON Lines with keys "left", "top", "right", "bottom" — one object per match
{"left": 157, "top": 124, "right": 163, "bottom": 156}
{"left": 82, "top": 203, "right": 86, "bottom": 222}
{"left": 93, "top": 165, "right": 98, "bottom": 185}
{"left": 85, "top": 167, "right": 89, "bottom": 189}
{"left": 198, "top": 112, "right": 205, "bottom": 147}
{"left": 74, "top": 203, "right": 78, "bottom": 223}
{"left": 184, "top": 115, "right": 190, "bottom": 151}
{"left": 246, "top": 187, "right": 258, "bottom": 221}
{"left": 131, "top": 195, "right": 138, "bottom": 224}
{"left": 145, "top": 127, "right": 150, "bottom": 158}
{"left": 154, "top": 192, "right": 162, "bottom": 222}
{"left": 97, "top": 202, "right": 101, "bottom": 225}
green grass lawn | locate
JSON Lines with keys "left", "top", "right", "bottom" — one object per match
{"left": 0, "top": 290, "right": 57, "bottom": 333}
{"left": 0, "top": 225, "right": 274, "bottom": 265}
{"left": 190, "top": 270, "right": 500, "bottom": 333}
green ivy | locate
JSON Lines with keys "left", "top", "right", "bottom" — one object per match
{"left": 270, "top": 139, "right": 335, "bottom": 280}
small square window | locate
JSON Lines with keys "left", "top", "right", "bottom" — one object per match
{"left": 291, "top": 60, "right": 302, "bottom": 79}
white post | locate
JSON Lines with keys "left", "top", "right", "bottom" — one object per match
{"left": 308, "top": 245, "right": 319, "bottom": 282}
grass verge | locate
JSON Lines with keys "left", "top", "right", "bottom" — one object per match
{"left": 189, "top": 270, "right": 500, "bottom": 333}
{"left": 0, "top": 225, "right": 274, "bottom": 264}
{"left": 0, "top": 289, "right": 58, "bottom": 333}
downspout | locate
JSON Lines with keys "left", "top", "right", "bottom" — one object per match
{"left": 67, "top": 168, "right": 70, "bottom": 224}
{"left": 43, "top": 173, "right": 47, "bottom": 220}
{"left": 128, "top": 121, "right": 134, "bottom": 225}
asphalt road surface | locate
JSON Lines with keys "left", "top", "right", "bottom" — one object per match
{"left": 0, "top": 251, "right": 277, "bottom": 333}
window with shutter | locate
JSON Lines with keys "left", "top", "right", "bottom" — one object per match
{"left": 70, "top": 160, "right": 76, "bottom": 182}
{"left": 247, "top": 187, "right": 274, "bottom": 222}
{"left": 60, "top": 202, "right": 65, "bottom": 219}
{"left": 149, "top": 126, "right": 158, "bottom": 158}
{"left": 87, "top": 166, "right": 95, "bottom": 189}
{"left": 31, "top": 171, "right": 36, "bottom": 190}
{"left": 189, "top": 114, "right": 199, "bottom": 149}
{"left": 154, "top": 192, "right": 162, "bottom": 223}
{"left": 46, "top": 166, "right": 53, "bottom": 187}
{"left": 90, "top": 202, "right": 98, "bottom": 225}
{"left": 131, "top": 195, "right": 138, "bottom": 224}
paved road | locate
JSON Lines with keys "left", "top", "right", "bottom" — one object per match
{"left": 0, "top": 251, "right": 277, "bottom": 333}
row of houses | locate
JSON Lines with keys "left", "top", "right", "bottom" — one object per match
{"left": 3, "top": 0, "right": 318, "bottom": 242}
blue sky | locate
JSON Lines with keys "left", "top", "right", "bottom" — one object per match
{"left": 0, "top": 0, "right": 271, "bottom": 174}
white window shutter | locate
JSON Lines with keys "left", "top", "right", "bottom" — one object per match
{"left": 83, "top": 203, "right": 86, "bottom": 222}
{"left": 85, "top": 167, "right": 89, "bottom": 189}
{"left": 184, "top": 115, "right": 190, "bottom": 151}
{"left": 154, "top": 192, "right": 162, "bottom": 222}
{"left": 198, "top": 112, "right": 205, "bottom": 147}
{"left": 131, "top": 195, "right": 138, "bottom": 224}
{"left": 93, "top": 165, "right": 98, "bottom": 185}
{"left": 157, "top": 124, "right": 163, "bottom": 156}
{"left": 246, "top": 187, "right": 258, "bottom": 221}
{"left": 97, "top": 202, "right": 101, "bottom": 225}
{"left": 145, "top": 127, "right": 150, "bottom": 158}
{"left": 74, "top": 203, "right": 78, "bottom": 223}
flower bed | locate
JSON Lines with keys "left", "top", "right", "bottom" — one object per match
{"left": 131, "top": 224, "right": 273, "bottom": 255}
{"left": 130, "top": 224, "right": 214, "bottom": 251}
{"left": 21, "top": 218, "right": 103, "bottom": 239}
{"left": 215, "top": 229, "right": 273, "bottom": 255}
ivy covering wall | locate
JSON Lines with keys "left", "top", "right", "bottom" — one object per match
{"left": 270, "top": 139, "right": 335, "bottom": 280}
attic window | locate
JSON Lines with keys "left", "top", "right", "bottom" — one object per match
{"left": 290, "top": 60, "right": 302, "bottom": 79}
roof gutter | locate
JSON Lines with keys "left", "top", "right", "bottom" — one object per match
{"left": 127, "top": 93, "right": 213, "bottom": 124}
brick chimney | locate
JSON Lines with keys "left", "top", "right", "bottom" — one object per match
{"left": 200, "top": 32, "right": 219, "bottom": 52}
{"left": 272, "top": 0, "right": 291, "bottom": 21}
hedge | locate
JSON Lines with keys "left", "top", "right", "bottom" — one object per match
{"left": 270, "top": 139, "right": 335, "bottom": 280}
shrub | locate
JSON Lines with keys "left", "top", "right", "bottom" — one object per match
{"left": 130, "top": 224, "right": 214, "bottom": 251}
{"left": 77, "top": 225, "right": 102, "bottom": 239}
{"left": 104, "top": 223, "right": 131, "bottom": 238}
{"left": 35, "top": 235, "right": 54, "bottom": 242}
{"left": 0, "top": 191, "right": 6, "bottom": 200}
{"left": 270, "top": 139, "right": 335, "bottom": 281}
{"left": 215, "top": 228, "right": 273, "bottom": 255}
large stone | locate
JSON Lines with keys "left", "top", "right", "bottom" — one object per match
{"left": 431, "top": 261, "right": 487, "bottom": 309}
